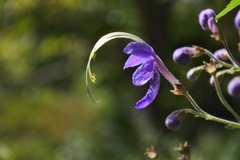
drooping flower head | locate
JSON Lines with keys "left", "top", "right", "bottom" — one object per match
{"left": 123, "top": 42, "right": 161, "bottom": 109}
{"left": 123, "top": 42, "right": 187, "bottom": 109}
{"left": 86, "top": 32, "right": 186, "bottom": 109}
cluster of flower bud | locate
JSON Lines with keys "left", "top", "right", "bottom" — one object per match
{"left": 172, "top": 8, "right": 240, "bottom": 99}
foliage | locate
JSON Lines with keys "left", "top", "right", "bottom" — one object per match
{"left": 216, "top": 0, "right": 240, "bottom": 21}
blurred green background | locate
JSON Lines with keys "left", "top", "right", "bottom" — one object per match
{"left": 0, "top": 0, "right": 239, "bottom": 159}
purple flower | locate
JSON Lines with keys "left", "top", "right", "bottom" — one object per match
{"left": 86, "top": 32, "right": 185, "bottom": 108}
{"left": 124, "top": 42, "right": 160, "bottom": 109}
{"left": 234, "top": 10, "right": 240, "bottom": 30}
{"left": 124, "top": 42, "right": 183, "bottom": 109}
{"left": 227, "top": 76, "right": 240, "bottom": 98}
{"left": 199, "top": 8, "right": 216, "bottom": 30}
{"left": 165, "top": 114, "right": 181, "bottom": 130}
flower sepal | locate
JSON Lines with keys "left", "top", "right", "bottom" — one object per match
{"left": 175, "top": 142, "right": 190, "bottom": 157}
{"left": 192, "top": 45, "right": 206, "bottom": 57}
{"left": 172, "top": 110, "right": 187, "bottom": 121}
{"left": 171, "top": 83, "right": 187, "bottom": 96}
{"left": 203, "top": 59, "right": 217, "bottom": 75}
{"left": 211, "top": 31, "right": 224, "bottom": 41}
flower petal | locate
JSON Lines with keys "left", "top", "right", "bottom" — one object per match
{"left": 133, "top": 60, "right": 155, "bottom": 86}
{"left": 135, "top": 69, "right": 160, "bottom": 109}
{"left": 124, "top": 42, "right": 155, "bottom": 58}
{"left": 124, "top": 55, "right": 146, "bottom": 69}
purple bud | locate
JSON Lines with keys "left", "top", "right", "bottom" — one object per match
{"left": 208, "top": 16, "right": 220, "bottom": 33}
{"left": 173, "top": 47, "right": 194, "bottom": 66}
{"left": 234, "top": 10, "right": 240, "bottom": 30}
{"left": 213, "top": 48, "right": 228, "bottom": 61}
{"left": 186, "top": 66, "right": 203, "bottom": 81}
{"left": 165, "top": 114, "right": 181, "bottom": 130}
{"left": 199, "top": 8, "right": 216, "bottom": 30}
{"left": 227, "top": 76, "right": 240, "bottom": 98}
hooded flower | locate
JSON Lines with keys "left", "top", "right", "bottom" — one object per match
{"left": 123, "top": 42, "right": 161, "bottom": 109}
{"left": 86, "top": 32, "right": 185, "bottom": 109}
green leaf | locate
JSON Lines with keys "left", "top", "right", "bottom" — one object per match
{"left": 216, "top": 0, "right": 240, "bottom": 22}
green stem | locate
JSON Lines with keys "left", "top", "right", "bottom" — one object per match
{"left": 204, "top": 49, "right": 234, "bottom": 68}
{"left": 212, "top": 73, "right": 240, "bottom": 122}
{"left": 184, "top": 92, "right": 208, "bottom": 115}
{"left": 184, "top": 92, "right": 240, "bottom": 128}
{"left": 222, "top": 38, "right": 240, "bottom": 67}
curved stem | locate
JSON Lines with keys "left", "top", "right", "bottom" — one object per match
{"left": 184, "top": 93, "right": 240, "bottom": 128}
{"left": 85, "top": 32, "right": 146, "bottom": 102}
{"left": 184, "top": 92, "right": 208, "bottom": 115}
{"left": 212, "top": 73, "right": 240, "bottom": 122}
{"left": 222, "top": 38, "right": 240, "bottom": 67}
{"left": 204, "top": 49, "right": 235, "bottom": 68}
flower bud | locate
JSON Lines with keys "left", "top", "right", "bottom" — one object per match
{"left": 165, "top": 114, "right": 182, "bottom": 130}
{"left": 199, "top": 8, "right": 216, "bottom": 30}
{"left": 186, "top": 66, "right": 203, "bottom": 81}
{"left": 234, "top": 10, "right": 240, "bottom": 30}
{"left": 213, "top": 48, "right": 228, "bottom": 61}
{"left": 145, "top": 146, "right": 158, "bottom": 159}
{"left": 207, "top": 16, "right": 222, "bottom": 41}
{"left": 227, "top": 76, "right": 240, "bottom": 98}
{"left": 173, "top": 47, "right": 196, "bottom": 66}
{"left": 208, "top": 16, "right": 220, "bottom": 33}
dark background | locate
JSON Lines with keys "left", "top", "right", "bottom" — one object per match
{"left": 0, "top": 0, "right": 239, "bottom": 159}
